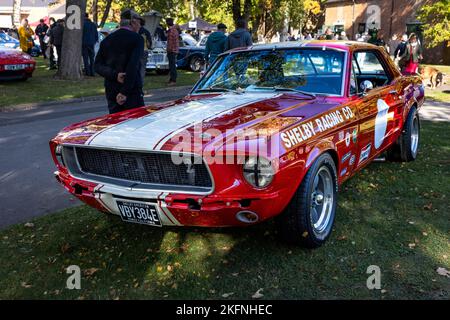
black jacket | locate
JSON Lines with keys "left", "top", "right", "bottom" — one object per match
{"left": 94, "top": 28, "right": 144, "bottom": 96}
{"left": 35, "top": 24, "right": 48, "bottom": 40}
{"left": 49, "top": 24, "right": 64, "bottom": 46}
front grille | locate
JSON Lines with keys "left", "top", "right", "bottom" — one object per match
{"left": 149, "top": 54, "right": 164, "bottom": 63}
{"left": 74, "top": 147, "right": 212, "bottom": 188}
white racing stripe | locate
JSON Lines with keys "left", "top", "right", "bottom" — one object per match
{"left": 87, "top": 93, "right": 277, "bottom": 151}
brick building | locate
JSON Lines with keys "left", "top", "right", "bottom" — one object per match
{"left": 323, "top": 0, "right": 449, "bottom": 64}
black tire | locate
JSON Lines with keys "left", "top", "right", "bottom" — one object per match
{"left": 189, "top": 56, "right": 203, "bottom": 72}
{"left": 276, "top": 153, "right": 338, "bottom": 248}
{"left": 386, "top": 106, "right": 420, "bottom": 162}
{"left": 156, "top": 69, "right": 170, "bottom": 75}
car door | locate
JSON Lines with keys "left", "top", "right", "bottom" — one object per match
{"left": 352, "top": 49, "right": 403, "bottom": 167}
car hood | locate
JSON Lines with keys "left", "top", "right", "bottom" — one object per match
{"left": 55, "top": 92, "right": 342, "bottom": 155}
{"left": 0, "top": 49, "right": 34, "bottom": 62}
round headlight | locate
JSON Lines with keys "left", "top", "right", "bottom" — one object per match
{"left": 243, "top": 156, "right": 274, "bottom": 188}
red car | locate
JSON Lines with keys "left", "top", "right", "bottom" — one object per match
{"left": 50, "top": 41, "right": 424, "bottom": 247}
{"left": 0, "top": 49, "right": 36, "bottom": 81}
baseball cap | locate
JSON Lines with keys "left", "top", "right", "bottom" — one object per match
{"left": 217, "top": 23, "right": 227, "bottom": 30}
{"left": 120, "top": 9, "right": 143, "bottom": 21}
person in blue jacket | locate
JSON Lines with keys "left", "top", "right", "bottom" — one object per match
{"left": 82, "top": 13, "right": 99, "bottom": 77}
{"left": 205, "top": 23, "right": 227, "bottom": 66}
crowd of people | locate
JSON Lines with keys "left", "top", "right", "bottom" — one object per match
{"left": 7, "top": 10, "right": 424, "bottom": 115}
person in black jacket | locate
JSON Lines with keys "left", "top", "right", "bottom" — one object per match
{"left": 35, "top": 19, "right": 48, "bottom": 59}
{"left": 82, "top": 13, "right": 99, "bottom": 77}
{"left": 94, "top": 9, "right": 144, "bottom": 114}
{"left": 47, "top": 17, "right": 57, "bottom": 69}
{"left": 49, "top": 19, "right": 64, "bottom": 69}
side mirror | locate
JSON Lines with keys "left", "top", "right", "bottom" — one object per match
{"left": 360, "top": 80, "right": 374, "bottom": 95}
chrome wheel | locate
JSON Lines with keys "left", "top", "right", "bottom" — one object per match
{"left": 190, "top": 57, "right": 202, "bottom": 72}
{"left": 310, "top": 166, "right": 334, "bottom": 238}
{"left": 411, "top": 115, "right": 419, "bottom": 157}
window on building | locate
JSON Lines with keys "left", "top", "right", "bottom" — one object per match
{"left": 358, "top": 23, "right": 366, "bottom": 34}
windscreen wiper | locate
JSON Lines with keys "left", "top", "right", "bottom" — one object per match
{"left": 195, "top": 86, "right": 243, "bottom": 94}
{"left": 252, "top": 86, "right": 316, "bottom": 99}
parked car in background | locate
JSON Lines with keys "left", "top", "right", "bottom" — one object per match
{"left": 146, "top": 41, "right": 170, "bottom": 75}
{"left": 0, "top": 48, "right": 36, "bottom": 80}
{"left": 0, "top": 32, "right": 41, "bottom": 57}
{"left": 177, "top": 33, "right": 206, "bottom": 72}
{"left": 49, "top": 41, "right": 424, "bottom": 248}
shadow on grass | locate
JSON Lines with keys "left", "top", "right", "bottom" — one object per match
{"left": 0, "top": 121, "right": 448, "bottom": 299}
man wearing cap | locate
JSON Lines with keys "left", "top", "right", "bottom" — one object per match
{"left": 205, "top": 23, "right": 228, "bottom": 66}
{"left": 94, "top": 9, "right": 144, "bottom": 114}
{"left": 35, "top": 19, "right": 48, "bottom": 59}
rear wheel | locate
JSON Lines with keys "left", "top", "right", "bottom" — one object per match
{"left": 386, "top": 106, "right": 420, "bottom": 162}
{"left": 189, "top": 56, "right": 203, "bottom": 72}
{"left": 276, "top": 153, "right": 338, "bottom": 248}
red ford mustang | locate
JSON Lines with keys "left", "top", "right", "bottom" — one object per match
{"left": 0, "top": 48, "right": 36, "bottom": 81}
{"left": 50, "top": 41, "right": 424, "bottom": 247}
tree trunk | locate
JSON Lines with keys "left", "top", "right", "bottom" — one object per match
{"left": 91, "top": 0, "right": 98, "bottom": 26}
{"left": 57, "top": 0, "right": 86, "bottom": 80}
{"left": 99, "top": 0, "right": 112, "bottom": 28}
{"left": 231, "top": 0, "right": 241, "bottom": 27}
{"left": 12, "top": 0, "right": 22, "bottom": 27}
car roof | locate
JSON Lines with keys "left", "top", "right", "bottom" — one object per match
{"left": 225, "top": 40, "right": 380, "bottom": 54}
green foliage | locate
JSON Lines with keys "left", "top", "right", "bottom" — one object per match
{"left": 85, "top": 0, "right": 322, "bottom": 34}
{"left": 417, "top": 0, "right": 450, "bottom": 48}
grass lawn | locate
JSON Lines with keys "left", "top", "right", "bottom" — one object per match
{"left": 0, "top": 57, "right": 199, "bottom": 108}
{"left": 422, "top": 64, "right": 450, "bottom": 103}
{"left": 0, "top": 120, "right": 448, "bottom": 300}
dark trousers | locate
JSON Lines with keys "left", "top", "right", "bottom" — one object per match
{"left": 82, "top": 45, "right": 95, "bottom": 76}
{"left": 106, "top": 91, "right": 145, "bottom": 114}
{"left": 39, "top": 38, "right": 47, "bottom": 59}
{"left": 140, "top": 50, "right": 148, "bottom": 85}
{"left": 55, "top": 45, "right": 62, "bottom": 69}
{"left": 167, "top": 52, "right": 177, "bottom": 82}
{"left": 49, "top": 46, "right": 56, "bottom": 69}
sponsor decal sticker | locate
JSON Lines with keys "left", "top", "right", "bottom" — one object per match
{"left": 340, "top": 167, "right": 348, "bottom": 177}
{"left": 358, "top": 143, "right": 371, "bottom": 164}
{"left": 345, "top": 132, "right": 351, "bottom": 147}
{"left": 339, "top": 131, "right": 345, "bottom": 141}
{"left": 341, "top": 152, "right": 352, "bottom": 164}
{"left": 281, "top": 106, "right": 354, "bottom": 149}
{"left": 349, "top": 154, "right": 356, "bottom": 166}
{"left": 352, "top": 128, "right": 358, "bottom": 143}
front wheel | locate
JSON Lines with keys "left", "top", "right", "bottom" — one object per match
{"left": 386, "top": 106, "right": 420, "bottom": 162}
{"left": 276, "top": 153, "right": 338, "bottom": 248}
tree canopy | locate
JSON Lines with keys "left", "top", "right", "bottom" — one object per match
{"left": 417, "top": 0, "right": 450, "bottom": 48}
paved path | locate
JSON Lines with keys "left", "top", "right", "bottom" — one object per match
{"left": 0, "top": 86, "right": 191, "bottom": 229}
{"left": 0, "top": 95, "right": 448, "bottom": 229}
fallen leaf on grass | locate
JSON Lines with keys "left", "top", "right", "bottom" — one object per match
{"left": 222, "top": 292, "right": 234, "bottom": 298}
{"left": 423, "top": 203, "right": 433, "bottom": 211}
{"left": 252, "top": 288, "right": 264, "bottom": 299}
{"left": 83, "top": 268, "right": 99, "bottom": 277}
{"left": 436, "top": 267, "right": 450, "bottom": 278}
{"left": 24, "top": 222, "right": 34, "bottom": 228}
{"left": 408, "top": 243, "right": 416, "bottom": 249}
{"left": 60, "top": 243, "right": 72, "bottom": 254}
{"left": 21, "top": 282, "right": 32, "bottom": 288}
